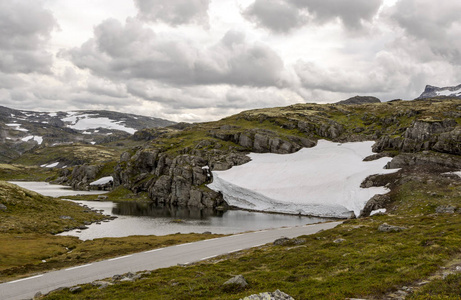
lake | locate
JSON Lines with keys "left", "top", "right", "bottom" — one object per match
{"left": 9, "top": 181, "right": 329, "bottom": 240}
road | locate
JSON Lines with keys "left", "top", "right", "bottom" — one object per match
{"left": 0, "top": 221, "right": 342, "bottom": 300}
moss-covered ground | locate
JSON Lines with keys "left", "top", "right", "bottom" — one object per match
{"left": 41, "top": 168, "right": 461, "bottom": 299}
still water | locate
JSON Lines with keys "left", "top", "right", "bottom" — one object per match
{"left": 10, "top": 181, "right": 329, "bottom": 240}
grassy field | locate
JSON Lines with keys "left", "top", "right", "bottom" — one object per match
{"left": 41, "top": 168, "right": 461, "bottom": 299}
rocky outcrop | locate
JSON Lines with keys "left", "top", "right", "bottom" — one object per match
{"left": 378, "top": 223, "right": 407, "bottom": 232}
{"left": 385, "top": 152, "right": 461, "bottom": 170}
{"left": 336, "top": 95, "right": 381, "bottom": 105}
{"left": 69, "top": 165, "right": 102, "bottom": 190}
{"left": 241, "top": 290, "right": 294, "bottom": 300}
{"left": 373, "top": 119, "right": 460, "bottom": 155}
{"left": 417, "top": 84, "right": 461, "bottom": 99}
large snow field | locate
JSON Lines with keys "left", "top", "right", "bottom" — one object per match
{"left": 208, "top": 140, "right": 398, "bottom": 218}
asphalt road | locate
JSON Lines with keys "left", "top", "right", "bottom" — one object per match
{"left": 1, "top": 221, "right": 342, "bottom": 300}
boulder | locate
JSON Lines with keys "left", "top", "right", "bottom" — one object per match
{"left": 0, "top": 203, "right": 7, "bottom": 211}
{"left": 69, "top": 286, "right": 82, "bottom": 293}
{"left": 435, "top": 205, "right": 456, "bottom": 214}
{"left": 223, "top": 275, "right": 248, "bottom": 289}
{"left": 241, "top": 289, "right": 295, "bottom": 300}
{"left": 378, "top": 223, "right": 406, "bottom": 232}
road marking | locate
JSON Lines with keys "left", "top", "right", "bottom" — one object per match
{"left": 201, "top": 238, "right": 219, "bottom": 242}
{"left": 108, "top": 255, "right": 132, "bottom": 261}
{"left": 228, "top": 248, "right": 243, "bottom": 253}
{"left": 200, "top": 255, "right": 217, "bottom": 261}
{"left": 175, "top": 242, "right": 193, "bottom": 247}
{"left": 145, "top": 248, "right": 164, "bottom": 253}
{"left": 65, "top": 264, "right": 93, "bottom": 271}
{"left": 8, "top": 274, "right": 43, "bottom": 284}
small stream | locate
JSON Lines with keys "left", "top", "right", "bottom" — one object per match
{"left": 10, "top": 181, "right": 329, "bottom": 240}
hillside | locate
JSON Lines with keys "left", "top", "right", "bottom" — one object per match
{"left": 0, "top": 106, "right": 175, "bottom": 163}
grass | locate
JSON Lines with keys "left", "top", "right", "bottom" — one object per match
{"left": 42, "top": 169, "right": 461, "bottom": 299}
{"left": 0, "top": 164, "right": 59, "bottom": 181}
{"left": 63, "top": 186, "right": 150, "bottom": 202}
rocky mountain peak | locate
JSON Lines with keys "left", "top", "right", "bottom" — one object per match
{"left": 417, "top": 84, "right": 461, "bottom": 99}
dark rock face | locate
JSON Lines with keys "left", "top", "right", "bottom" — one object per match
{"left": 417, "top": 84, "right": 461, "bottom": 99}
{"left": 373, "top": 119, "right": 460, "bottom": 155}
{"left": 69, "top": 165, "right": 101, "bottom": 190}
{"left": 336, "top": 96, "right": 381, "bottom": 105}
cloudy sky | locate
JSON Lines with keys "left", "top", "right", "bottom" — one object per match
{"left": 1, "top": 0, "right": 460, "bottom": 122}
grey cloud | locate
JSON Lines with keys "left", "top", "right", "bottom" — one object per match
{"left": 66, "top": 19, "right": 287, "bottom": 87}
{"left": 0, "top": 1, "right": 57, "bottom": 74}
{"left": 387, "top": 0, "right": 461, "bottom": 65}
{"left": 243, "top": 0, "right": 383, "bottom": 33}
{"left": 134, "top": 0, "right": 210, "bottom": 26}
{"left": 243, "top": 0, "right": 307, "bottom": 33}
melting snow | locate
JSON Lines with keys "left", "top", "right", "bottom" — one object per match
{"left": 41, "top": 162, "right": 59, "bottom": 168}
{"left": 21, "top": 135, "right": 43, "bottom": 144}
{"left": 436, "top": 87, "right": 461, "bottom": 97}
{"left": 48, "top": 112, "right": 57, "bottom": 117}
{"left": 208, "top": 140, "right": 398, "bottom": 218}
{"left": 90, "top": 176, "right": 113, "bottom": 186}
{"left": 5, "top": 123, "right": 28, "bottom": 132}
{"left": 370, "top": 208, "right": 386, "bottom": 216}
{"left": 61, "top": 113, "right": 136, "bottom": 134}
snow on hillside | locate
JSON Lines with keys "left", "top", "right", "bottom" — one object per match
{"left": 208, "top": 140, "right": 398, "bottom": 218}
{"left": 61, "top": 113, "right": 136, "bottom": 134}
{"left": 435, "top": 86, "right": 461, "bottom": 97}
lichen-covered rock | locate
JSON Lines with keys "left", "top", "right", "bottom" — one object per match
{"left": 223, "top": 275, "right": 248, "bottom": 289}
{"left": 241, "top": 289, "right": 294, "bottom": 300}
{"left": 435, "top": 205, "right": 456, "bottom": 214}
{"left": 378, "top": 223, "right": 406, "bottom": 232}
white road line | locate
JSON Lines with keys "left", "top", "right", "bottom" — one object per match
{"left": 65, "top": 264, "right": 93, "bottom": 271}
{"left": 200, "top": 255, "right": 217, "bottom": 261}
{"left": 228, "top": 248, "right": 243, "bottom": 253}
{"left": 8, "top": 275, "right": 43, "bottom": 284}
{"left": 108, "top": 255, "right": 132, "bottom": 261}
{"left": 175, "top": 243, "right": 193, "bottom": 247}
{"left": 145, "top": 248, "right": 164, "bottom": 253}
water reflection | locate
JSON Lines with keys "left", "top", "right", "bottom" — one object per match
{"left": 112, "top": 202, "right": 223, "bottom": 219}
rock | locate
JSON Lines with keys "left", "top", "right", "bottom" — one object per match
{"left": 334, "top": 238, "right": 346, "bottom": 243}
{"left": 59, "top": 215, "right": 72, "bottom": 220}
{"left": 436, "top": 205, "right": 456, "bottom": 214}
{"left": 417, "top": 84, "right": 461, "bottom": 99}
{"left": 378, "top": 223, "right": 406, "bottom": 232}
{"left": 223, "top": 275, "right": 248, "bottom": 290}
{"left": 241, "top": 289, "right": 295, "bottom": 300}
{"left": 34, "top": 291, "right": 42, "bottom": 299}
{"left": 69, "top": 286, "right": 82, "bottom": 293}
{"left": 0, "top": 203, "right": 7, "bottom": 211}
{"left": 273, "top": 237, "right": 305, "bottom": 246}
{"left": 91, "top": 281, "right": 113, "bottom": 289}
{"left": 97, "top": 195, "right": 108, "bottom": 200}
{"left": 360, "top": 194, "right": 391, "bottom": 217}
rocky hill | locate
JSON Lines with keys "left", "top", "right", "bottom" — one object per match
{"left": 417, "top": 84, "right": 461, "bottom": 99}
{"left": 104, "top": 97, "right": 460, "bottom": 212}
{"left": 335, "top": 95, "right": 381, "bottom": 105}
{"left": 0, "top": 106, "right": 175, "bottom": 162}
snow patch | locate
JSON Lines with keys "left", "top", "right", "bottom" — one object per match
{"left": 370, "top": 208, "right": 386, "bottom": 216}
{"left": 90, "top": 176, "right": 113, "bottom": 186}
{"left": 436, "top": 87, "right": 461, "bottom": 97}
{"left": 41, "top": 162, "right": 60, "bottom": 168}
{"left": 208, "top": 140, "right": 398, "bottom": 218}
{"left": 443, "top": 171, "right": 461, "bottom": 178}
{"left": 48, "top": 112, "right": 57, "bottom": 117}
{"left": 5, "top": 123, "right": 28, "bottom": 132}
{"left": 21, "top": 135, "right": 43, "bottom": 144}
{"left": 61, "top": 113, "right": 136, "bottom": 134}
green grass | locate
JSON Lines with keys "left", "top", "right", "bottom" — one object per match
{"left": 0, "top": 164, "right": 59, "bottom": 181}
{"left": 63, "top": 186, "right": 150, "bottom": 202}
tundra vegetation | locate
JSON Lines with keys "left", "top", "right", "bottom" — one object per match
{"left": 0, "top": 97, "right": 460, "bottom": 299}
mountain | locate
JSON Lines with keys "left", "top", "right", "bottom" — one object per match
{"left": 417, "top": 84, "right": 461, "bottom": 99}
{"left": 335, "top": 95, "right": 381, "bottom": 105}
{"left": 0, "top": 106, "right": 175, "bottom": 162}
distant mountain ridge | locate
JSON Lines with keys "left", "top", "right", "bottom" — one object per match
{"left": 417, "top": 84, "right": 461, "bottom": 99}
{"left": 0, "top": 106, "right": 175, "bottom": 162}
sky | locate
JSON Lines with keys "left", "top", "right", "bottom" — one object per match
{"left": 1, "top": 0, "right": 460, "bottom": 123}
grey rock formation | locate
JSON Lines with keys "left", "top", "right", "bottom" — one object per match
{"left": 223, "top": 275, "right": 248, "bottom": 289}
{"left": 360, "top": 194, "right": 391, "bottom": 217}
{"left": 435, "top": 205, "right": 456, "bottom": 214}
{"left": 0, "top": 203, "right": 7, "bottom": 211}
{"left": 378, "top": 223, "right": 406, "bottom": 232}
{"left": 273, "top": 237, "right": 305, "bottom": 246}
{"left": 417, "top": 84, "right": 461, "bottom": 99}
{"left": 336, "top": 95, "right": 381, "bottom": 105}
{"left": 241, "top": 289, "right": 294, "bottom": 300}
{"left": 69, "top": 165, "right": 101, "bottom": 190}
{"left": 69, "top": 286, "right": 82, "bottom": 293}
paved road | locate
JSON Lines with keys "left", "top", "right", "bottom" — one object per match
{"left": 1, "top": 221, "right": 342, "bottom": 300}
